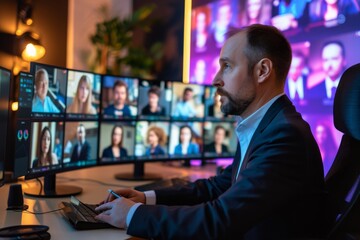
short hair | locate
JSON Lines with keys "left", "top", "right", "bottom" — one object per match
{"left": 184, "top": 87, "right": 193, "bottom": 93}
{"left": 322, "top": 41, "right": 345, "bottom": 58}
{"left": 227, "top": 24, "right": 292, "bottom": 83}
{"left": 113, "top": 80, "right": 129, "bottom": 102}
{"left": 35, "top": 68, "right": 49, "bottom": 85}
{"left": 148, "top": 86, "right": 161, "bottom": 98}
{"left": 147, "top": 126, "right": 167, "bottom": 146}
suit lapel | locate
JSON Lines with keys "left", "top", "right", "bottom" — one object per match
{"left": 232, "top": 144, "right": 241, "bottom": 183}
{"left": 239, "top": 95, "right": 294, "bottom": 172}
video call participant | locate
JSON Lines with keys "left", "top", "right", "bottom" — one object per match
{"left": 70, "top": 124, "right": 91, "bottom": 163}
{"left": 240, "top": 0, "right": 271, "bottom": 26}
{"left": 67, "top": 75, "right": 97, "bottom": 114}
{"left": 310, "top": 41, "right": 346, "bottom": 104}
{"left": 145, "top": 126, "right": 166, "bottom": 156}
{"left": 172, "top": 87, "right": 196, "bottom": 118}
{"left": 141, "top": 86, "right": 166, "bottom": 116}
{"left": 207, "top": 91, "right": 226, "bottom": 118}
{"left": 104, "top": 80, "right": 132, "bottom": 117}
{"left": 204, "top": 125, "right": 229, "bottom": 155}
{"left": 95, "top": 25, "right": 325, "bottom": 239}
{"left": 309, "top": 0, "right": 359, "bottom": 22}
{"left": 285, "top": 50, "right": 309, "bottom": 105}
{"left": 191, "top": 9, "right": 210, "bottom": 53}
{"left": 32, "top": 69, "right": 60, "bottom": 113}
{"left": 32, "top": 126, "right": 59, "bottom": 168}
{"left": 102, "top": 125, "right": 128, "bottom": 160}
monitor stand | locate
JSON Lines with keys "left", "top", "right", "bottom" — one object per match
{"left": 114, "top": 162, "right": 162, "bottom": 181}
{"left": 23, "top": 174, "right": 82, "bottom": 198}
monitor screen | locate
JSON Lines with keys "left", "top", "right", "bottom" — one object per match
{"left": 188, "top": 0, "right": 360, "bottom": 175}
{"left": 12, "top": 61, "right": 238, "bottom": 195}
{"left": 0, "top": 67, "right": 11, "bottom": 185}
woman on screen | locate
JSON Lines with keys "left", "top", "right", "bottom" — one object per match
{"left": 174, "top": 125, "right": 199, "bottom": 155}
{"left": 102, "top": 125, "right": 128, "bottom": 160}
{"left": 204, "top": 125, "right": 229, "bottom": 154}
{"left": 145, "top": 126, "right": 166, "bottom": 156}
{"left": 67, "top": 75, "right": 97, "bottom": 114}
{"left": 32, "top": 127, "right": 59, "bottom": 168}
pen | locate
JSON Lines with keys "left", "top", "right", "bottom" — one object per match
{"left": 108, "top": 189, "right": 121, "bottom": 199}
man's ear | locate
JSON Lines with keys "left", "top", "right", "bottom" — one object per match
{"left": 256, "top": 58, "right": 272, "bottom": 83}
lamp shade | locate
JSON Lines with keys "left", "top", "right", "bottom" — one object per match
{"left": 18, "top": 31, "right": 45, "bottom": 61}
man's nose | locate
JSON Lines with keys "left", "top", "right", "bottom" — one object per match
{"left": 212, "top": 73, "right": 224, "bottom": 87}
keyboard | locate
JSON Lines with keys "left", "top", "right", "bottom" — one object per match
{"left": 59, "top": 196, "right": 113, "bottom": 230}
{"left": 134, "top": 177, "right": 190, "bottom": 192}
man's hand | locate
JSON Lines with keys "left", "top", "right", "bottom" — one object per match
{"left": 101, "top": 188, "right": 146, "bottom": 204}
{"left": 95, "top": 197, "right": 135, "bottom": 229}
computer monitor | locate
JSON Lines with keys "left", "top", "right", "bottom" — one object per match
{"left": 13, "top": 63, "right": 237, "bottom": 191}
{"left": 0, "top": 66, "right": 11, "bottom": 186}
{"left": 13, "top": 63, "right": 102, "bottom": 197}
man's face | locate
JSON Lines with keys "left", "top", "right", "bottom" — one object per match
{"left": 289, "top": 55, "right": 304, "bottom": 81}
{"left": 148, "top": 93, "right": 159, "bottom": 108}
{"left": 36, "top": 73, "right": 49, "bottom": 100}
{"left": 212, "top": 32, "right": 256, "bottom": 117}
{"left": 183, "top": 90, "right": 193, "bottom": 102}
{"left": 322, "top": 43, "right": 345, "bottom": 80}
{"left": 77, "top": 126, "right": 86, "bottom": 142}
{"left": 113, "top": 86, "right": 127, "bottom": 107}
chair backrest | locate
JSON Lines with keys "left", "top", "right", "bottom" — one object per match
{"left": 325, "top": 63, "right": 360, "bottom": 239}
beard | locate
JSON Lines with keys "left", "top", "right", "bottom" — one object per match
{"left": 216, "top": 88, "right": 254, "bottom": 116}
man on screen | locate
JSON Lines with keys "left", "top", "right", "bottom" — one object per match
{"left": 285, "top": 50, "right": 310, "bottom": 106}
{"left": 70, "top": 124, "right": 91, "bottom": 163}
{"left": 104, "top": 80, "right": 132, "bottom": 117}
{"left": 172, "top": 87, "right": 196, "bottom": 118}
{"left": 32, "top": 69, "right": 60, "bottom": 113}
{"left": 95, "top": 25, "right": 325, "bottom": 239}
{"left": 310, "top": 41, "right": 346, "bottom": 105}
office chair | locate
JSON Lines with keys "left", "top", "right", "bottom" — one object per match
{"left": 324, "top": 63, "right": 360, "bottom": 239}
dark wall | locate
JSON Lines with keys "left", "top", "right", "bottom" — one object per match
{"left": 0, "top": 0, "right": 68, "bottom": 174}
{"left": 133, "top": 0, "right": 184, "bottom": 82}
{"left": 0, "top": 0, "right": 68, "bottom": 70}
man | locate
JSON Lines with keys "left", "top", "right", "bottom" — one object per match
{"left": 310, "top": 41, "right": 346, "bottom": 105}
{"left": 70, "top": 124, "right": 91, "bottom": 163}
{"left": 32, "top": 68, "right": 60, "bottom": 113}
{"left": 141, "top": 85, "right": 166, "bottom": 116}
{"left": 96, "top": 24, "right": 326, "bottom": 239}
{"left": 172, "top": 87, "right": 196, "bottom": 118}
{"left": 104, "top": 80, "right": 132, "bottom": 117}
{"left": 285, "top": 50, "right": 309, "bottom": 106}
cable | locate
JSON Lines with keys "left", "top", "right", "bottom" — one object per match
{"left": 12, "top": 208, "right": 62, "bottom": 215}
{"left": 35, "top": 177, "right": 43, "bottom": 194}
{"left": 57, "top": 176, "right": 128, "bottom": 188}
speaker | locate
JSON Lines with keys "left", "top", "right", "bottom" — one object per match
{"left": 7, "top": 184, "right": 28, "bottom": 210}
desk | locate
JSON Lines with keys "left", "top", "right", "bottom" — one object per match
{"left": 0, "top": 162, "right": 219, "bottom": 239}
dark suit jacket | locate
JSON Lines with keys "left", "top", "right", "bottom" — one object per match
{"left": 70, "top": 141, "right": 91, "bottom": 163}
{"left": 127, "top": 95, "right": 326, "bottom": 239}
{"left": 204, "top": 142, "right": 229, "bottom": 154}
{"left": 102, "top": 146, "right": 128, "bottom": 159}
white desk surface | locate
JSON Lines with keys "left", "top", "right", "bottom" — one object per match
{"left": 0, "top": 162, "right": 220, "bottom": 239}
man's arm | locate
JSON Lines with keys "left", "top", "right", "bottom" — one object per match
{"left": 127, "top": 121, "right": 324, "bottom": 239}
